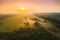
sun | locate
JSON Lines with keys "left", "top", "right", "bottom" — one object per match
{"left": 20, "top": 7, "right": 25, "bottom": 11}
{"left": 18, "top": 6, "right": 28, "bottom": 13}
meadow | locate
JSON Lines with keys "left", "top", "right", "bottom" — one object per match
{"left": 0, "top": 13, "right": 60, "bottom": 40}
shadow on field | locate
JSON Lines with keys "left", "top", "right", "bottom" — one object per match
{"left": 0, "top": 22, "right": 60, "bottom": 40}
{"left": 44, "top": 17, "right": 60, "bottom": 30}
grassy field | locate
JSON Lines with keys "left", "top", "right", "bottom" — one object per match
{"left": 0, "top": 13, "right": 60, "bottom": 40}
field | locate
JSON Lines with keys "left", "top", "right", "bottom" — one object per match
{"left": 0, "top": 13, "right": 60, "bottom": 40}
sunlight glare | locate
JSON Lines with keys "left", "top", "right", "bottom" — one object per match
{"left": 20, "top": 7, "right": 25, "bottom": 11}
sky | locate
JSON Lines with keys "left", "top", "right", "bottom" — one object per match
{"left": 0, "top": 0, "right": 60, "bottom": 13}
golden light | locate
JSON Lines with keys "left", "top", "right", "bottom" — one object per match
{"left": 20, "top": 7, "right": 25, "bottom": 11}
{"left": 18, "top": 6, "right": 28, "bottom": 13}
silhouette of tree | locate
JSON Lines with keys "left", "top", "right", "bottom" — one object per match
{"left": 34, "top": 22, "right": 40, "bottom": 28}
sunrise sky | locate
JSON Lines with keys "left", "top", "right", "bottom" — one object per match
{"left": 0, "top": 0, "right": 60, "bottom": 13}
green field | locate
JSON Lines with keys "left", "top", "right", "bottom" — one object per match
{"left": 0, "top": 13, "right": 60, "bottom": 40}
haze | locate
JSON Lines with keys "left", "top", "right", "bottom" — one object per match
{"left": 0, "top": 0, "right": 60, "bottom": 13}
